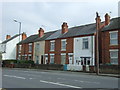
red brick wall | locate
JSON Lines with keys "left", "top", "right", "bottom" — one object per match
{"left": 118, "top": 30, "right": 120, "bottom": 65}
{"left": 45, "top": 37, "right": 73, "bottom": 64}
{"left": 101, "top": 30, "right": 120, "bottom": 65}
{"left": 16, "top": 43, "right": 34, "bottom": 61}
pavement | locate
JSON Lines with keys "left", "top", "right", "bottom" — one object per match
{"left": 2, "top": 68, "right": 120, "bottom": 89}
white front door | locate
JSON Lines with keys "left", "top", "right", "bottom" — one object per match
{"left": 69, "top": 55, "right": 73, "bottom": 65}
{"left": 45, "top": 56, "right": 48, "bottom": 64}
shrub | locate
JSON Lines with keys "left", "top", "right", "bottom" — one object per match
{"left": 3, "top": 60, "right": 17, "bottom": 64}
{"left": 17, "top": 60, "right": 34, "bottom": 64}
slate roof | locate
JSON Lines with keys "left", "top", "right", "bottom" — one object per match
{"left": 46, "top": 30, "right": 61, "bottom": 40}
{"left": 16, "top": 17, "right": 120, "bottom": 43}
{"left": 46, "top": 23, "right": 96, "bottom": 40}
{"left": 58, "top": 23, "right": 96, "bottom": 39}
{"left": 2, "top": 34, "right": 20, "bottom": 44}
{"left": 102, "top": 17, "right": 120, "bottom": 31}
{"left": 34, "top": 31, "right": 56, "bottom": 42}
{"left": 17, "top": 34, "right": 39, "bottom": 44}
{"left": 17, "top": 31, "right": 56, "bottom": 44}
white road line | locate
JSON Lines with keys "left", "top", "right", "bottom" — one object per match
{"left": 57, "top": 78, "right": 65, "bottom": 80}
{"left": 4, "top": 75, "right": 26, "bottom": 80}
{"left": 74, "top": 80, "right": 100, "bottom": 84}
{"left": 40, "top": 80, "right": 82, "bottom": 88}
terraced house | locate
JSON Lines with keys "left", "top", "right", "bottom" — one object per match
{"left": 100, "top": 16, "right": 120, "bottom": 65}
{"left": 44, "top": 13, "right": 120, "bottom": 71}
{"left": 16, "top": 13, "right": 119, "bottom": 71}
{"left": 16, "top": 28, "right": 56, "bottom": 64}
{"left": 44, "top": 22, "right": 96, "bottom": 71}
{"left": 33, "top": 28, "right": 56, "bottom": 64}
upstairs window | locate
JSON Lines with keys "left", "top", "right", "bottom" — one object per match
{"left": 61, "top": 39, "right": 66, "bottom": 51}
{"left": 35, "top": 43, "right": 40, "bottom": 53}
{"left": 82, "top": 38, "right": 89, "bottom": 49}
{"left": 110, "top": 31, "right": 118, "bottom": 45}
{"left": 50, "top": 40, "right": 55, "bottom": 51}
{"left": 29, "top": 43, "right": 32, "bottom": 52}
{"left": 2, "top": 44, "right": 6, "bottom": 53}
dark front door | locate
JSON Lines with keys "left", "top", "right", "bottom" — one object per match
{"left": 41, "top": 55, "right": 44, "bottom": 64}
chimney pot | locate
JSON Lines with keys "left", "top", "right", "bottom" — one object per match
{"left": 22, "top": 32, "right": 27, "bottom": 40}
{"left": 6, "top": 35, "right": 11, "bottom": 40}
{"left": 105, "top": 13, "right": 110, "bottom": 25}
{"left": 62, "top": 22, "right": 68, "bottom": 34}
{"left": 38, "top": 28, "right": 44, "bottom": 37}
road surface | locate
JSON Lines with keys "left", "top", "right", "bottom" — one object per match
{"left": 2, "top": 68, "right": 119, "bottom": 89}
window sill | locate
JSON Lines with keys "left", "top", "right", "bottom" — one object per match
{"left": 50, "top": 50, "right": 54, "bottom": 52}
{"left": 61, "top": 49, "right": 66, "bottom": 51}
{"left": 82, "top": 48, "right": 89, "bottom": 50}
{"left": 110, "top": 44, "right": 118, "bottom": 46}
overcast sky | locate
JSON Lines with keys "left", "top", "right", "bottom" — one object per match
{"left": 0, "top": 0, "right": 119, "bottom": 41}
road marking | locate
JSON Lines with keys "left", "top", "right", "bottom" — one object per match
{"left": 23, "top": 71, "right": 29, "bottom": 72}
{"left": 57, "top": 78, "right": 65, "bottom": 80}
{"left": 4, "top": 75, "right": 26, "bottom": 80}
{"left": 29, "top": 78, "right": 35, "bottom": 80}
{"left": 40, "top": 80, "right": 82, "bottom": 88}
{"left": 74, "top": 80, "right": 100, "bottom": 84}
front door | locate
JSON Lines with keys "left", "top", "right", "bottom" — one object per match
{"left": 41, "top": 55, "right": 44, "bottom": 64}
{"left": 36, "top": 56, "right": 39, "bottom": 64}
{"left": 45, "top": 56, "right": 48, "bottom": 64}
{"left": 69, "top": 55, "right": 73, "bottom": 64}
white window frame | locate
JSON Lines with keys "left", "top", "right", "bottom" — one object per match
{"left": 29, "top": 43, "right": 32, "bottom": 53}
{"left": 109, "top": 49, "right": 118, "bottom": 65}
{"left": 109, "top": 31, "right": 118, "bottom": 45}
{"left": 61, "top": 39, "right": 67, "bottom": 51}
{"left": 1, "top": 44, "right": 6, "bottom": 53}
{"left": 28, "top": 54, "right": 32, "bottom": 60}
{"left": 50, "top": 54, "right": 54, "bottom": 64}
{"left": 19, "top": 45, "right": 22, "bottom": 53}
{"left": 36, "top": 43, "right": 40, "bottom": 50}
{"left": 50, "top": 40, "right": 55, "bottom": 51}
{"left": 61, "top": 53, "right": 66, "bottom": 65}
{"left": 82, "top": 38, "right": 89, "bottom": 49}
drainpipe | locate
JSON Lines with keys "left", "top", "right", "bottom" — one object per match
{"left": 91, "top": 36, "right": 93, "bottom": 66}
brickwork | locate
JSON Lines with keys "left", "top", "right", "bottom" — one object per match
{"left": 101, "top": 30, "right": 120, "bottom": 65}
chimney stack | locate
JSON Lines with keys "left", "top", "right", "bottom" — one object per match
{"left": 61, "top": 22, "right": 68, "bottom": 34}
{"left": 38, "top": 28, "right": 44, "bottom": 37}
{"left": 6, "top": 35, "right": 11, "bottom": 40}
{"left": 95, "top": 12, "right": 101, "bottom": 30}
{"left": 22, "top": 32, "right": 27, "bottom": 40}
{"left": 105, "top": 13, "right": 110, "bottom": 26}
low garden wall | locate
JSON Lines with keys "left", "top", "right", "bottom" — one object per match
{"left": 2, "top": 60, "right": 119, "bottom": 74}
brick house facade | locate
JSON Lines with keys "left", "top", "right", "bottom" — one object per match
{"left": 101, "top": 18, "right": 120, "bottom": 65}
{"left": 96, "top": 13, "right": 120, "bottom": 65}
{"left": 44, "top": 22, "right": 96, "bottom": 67}
{"left": 16, "top": 34, "right": 37, "bottom": 61}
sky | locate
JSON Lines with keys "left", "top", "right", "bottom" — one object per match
{"left": 0, "top": 0, "right": 119, "bottom": 41}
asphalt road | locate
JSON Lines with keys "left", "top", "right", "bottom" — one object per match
{"left": 2, "top": 68, "right": 119, "bottom": 89}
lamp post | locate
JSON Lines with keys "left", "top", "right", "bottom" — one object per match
{"left": 14, "top": 20, "right": 21, "bottom": 42}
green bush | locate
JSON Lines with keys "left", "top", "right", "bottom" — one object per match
{"left": 17, "top": 60, "right": 34, "bottom": 64}
{"left": 105, "top": 63, "right": 112, "bottom": 65}
{"left": 3, "top": 60, "right": 17, "bottom": 64}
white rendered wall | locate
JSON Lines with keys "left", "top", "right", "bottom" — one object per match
{"left": 74, "top": 36, "right": 95, "bottom": 66}
{"left": 2, "top": 35, "right": 22, "bottom": 60}
{"left": 33, "top": 41, "right": 45, "bottom": 64}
